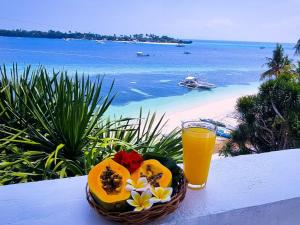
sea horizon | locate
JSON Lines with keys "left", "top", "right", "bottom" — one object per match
{"left": 0, "top": 32, "right": 297, "bottom": 45}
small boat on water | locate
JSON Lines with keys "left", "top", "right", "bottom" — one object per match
{"left": 178, "top": 76, "right": 216, "bottom": 89}
{"left": 176, "top": 43, "right": 185, "bottom": 47}
{"left": 184, "top": 51, "right": 191, "bottom": 54}
{"left": 95, "top": 40, "right": 105, "bottom": 44}
{"left": 136, "top": 52, "right": 150, "bottom": 57}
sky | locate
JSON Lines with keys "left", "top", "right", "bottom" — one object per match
{"left": 0, "top": 0, "right": 299, "bottom": 43}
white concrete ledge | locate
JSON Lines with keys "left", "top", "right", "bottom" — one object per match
{"left": 1, "top": 149, "right": 300, "bottom": 225}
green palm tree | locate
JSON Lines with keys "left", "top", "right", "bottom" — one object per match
{"left": 295, "top": 39, "right": 300, "bottom": 55}
{"left": 261, "top": 44, "right": 292, "bottom": 80}
{"left": 295, "top": 61, "right": 300, "bottom": 75}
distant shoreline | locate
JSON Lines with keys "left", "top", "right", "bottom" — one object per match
{"left": 0, "top": 29, "right": 193, "bottom": 44}
{"left": 0, "top": 36, "right": 187, "bottom": 46}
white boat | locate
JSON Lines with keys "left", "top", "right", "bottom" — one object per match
{"left": 95, "top": 40, "right": 105, "bottom": 44}
{"left": 178, "top": 76, "right": 216, "bottom": 89}
{"left": 136, "top": 52, "right": 150, "bottom": 57}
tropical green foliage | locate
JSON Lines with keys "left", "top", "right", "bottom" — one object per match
{"left": 0, "top": 65, "right": 182, "bottom": 185}
{"left": 0, "top": 65, "right": 115, "bottom": 153}
{"left": 293, "top": 39, "right": 300, "bottom": 76}
{"left": 222, "top": 42, "right": 300, "bottom": 157}
{"left": 295, "top": 39, "right": 300, "bottom": 56}
{"left": 295, "top": 61, "right": 300, "bottom": 75}
{"left": 221, "top": 74, "right": 300, "bottom": 156}
{"left": 261, "top": 44, "right": 292, "bottom": 80}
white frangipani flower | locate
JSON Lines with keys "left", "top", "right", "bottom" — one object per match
{"left": 126, "top": 177, "right": 149, "bottom": 192}
{"left": 127, "top": 190, "right": 153, "bottom": 211}
{"left": 150, "top": 187, "right": 173, "bottom": 203}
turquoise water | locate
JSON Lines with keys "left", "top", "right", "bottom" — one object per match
{"left": 0, "top": 36, "right": 297, "bottom": 112}
{"left": 106, "top": 82, "right": 261, "bottom": 118}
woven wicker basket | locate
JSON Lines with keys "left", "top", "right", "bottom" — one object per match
{"left": 86, "top": 168, "right": 187, "bottom": 225}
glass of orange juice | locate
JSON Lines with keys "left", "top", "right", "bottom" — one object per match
{"left": 182, "top": 121, "right": 216, "bottom": 189}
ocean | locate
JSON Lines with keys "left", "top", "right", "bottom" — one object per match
{"left": 0, "top": 36, "right": 297, "bottom": 117}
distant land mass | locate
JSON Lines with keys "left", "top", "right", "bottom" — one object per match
{"left": 0, "top": 29, "right": 192, "bottom": 44}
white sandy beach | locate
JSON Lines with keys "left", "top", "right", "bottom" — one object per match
{"left": 160, "top": 93, "right": 255, "bottom": 156}
{"left": 163, "top": 94, "right": 244, "bottom": 132}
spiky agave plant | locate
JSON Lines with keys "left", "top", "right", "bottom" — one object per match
{"left": 0, "top": 65, "right": 116, "bottom": 181}
{"left": 0, "top": 125, "right": 86, "bottom": 184}
{"left": 0, "top": 65, "right": 183, "bottom": 184}
{"left": 3, "top": 67, "right": 115, "bottom": 155}
{"left": 0, "top": 126, "right": 59, "bottom": 184}
{"left": 0, "top": 64, "right": 54, "bottom": 130}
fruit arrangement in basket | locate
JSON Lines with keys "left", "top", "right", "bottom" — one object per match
{"left": 86, "top": 150, "right": 187, "bottom": 224}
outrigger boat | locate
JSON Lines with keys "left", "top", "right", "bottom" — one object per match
{"left": 178, "top": 76, "right": 216, "bottom": 89}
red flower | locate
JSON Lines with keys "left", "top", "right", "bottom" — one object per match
{"left": 113, "top": 150, "right": 143, "bottom": 173}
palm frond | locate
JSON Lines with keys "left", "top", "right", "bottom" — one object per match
{"left": 261, "top": 44, "right": 292, "bottom": 79}
{"left": 295, "top": 39, "right": 300, "bottom": 56}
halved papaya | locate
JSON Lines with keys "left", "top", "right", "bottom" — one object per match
{"left": 131, "top": 159, "right": 172, "bottom": 187}
{"left": 88, "top": 159, "right": 130, "bottom": 211}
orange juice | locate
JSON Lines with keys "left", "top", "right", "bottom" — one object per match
{"left": 182, "top": 127, "right": 216, "bottom": 188}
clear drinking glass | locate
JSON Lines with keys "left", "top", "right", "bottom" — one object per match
{"left": 182, "top": 121, "right": 216, "bottom": 189}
